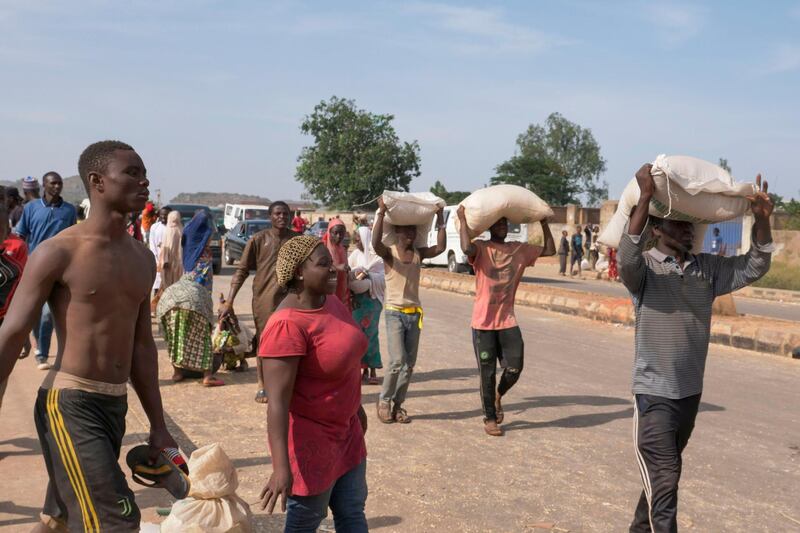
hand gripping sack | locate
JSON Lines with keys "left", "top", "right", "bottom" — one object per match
{"left": 598, "top": 155, "right": 754, "bottom": 250}
{"left": 160, "top": 443, "right": 253, "bottom": 533}
{"left": 378, "top": 191, "right": 445, "bottom": 248}
{"left": 455, "top": 184, "right": 554, "bottom": 239}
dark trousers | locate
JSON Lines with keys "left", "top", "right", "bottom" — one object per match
{"left": 558, "top": 253, "right": 567, "bottom": 274}
{"left": 471, "top": 327, "right": 524, "bottom": 421}
{"left": 631, "top": 393, "right": 701, "bottom": 533}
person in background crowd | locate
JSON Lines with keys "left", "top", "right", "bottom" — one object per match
{"left": 0, "top": 140, "right": 178, "bottom": 532}
{"left": 349, "top": 226, "right": 385, "bottom": 385}
{"left": 14, "top": 171, "right": 77, "bottom": 370}
{"left": 258, "top": 236, "right": 368, "bottom": 531}
{"left": 157, "top": 273, "right": 224, "bottom": 387}
{"left": 607, "top": 247, "right": 618, "bottom": 282}
{"left": 21, "top": 176, "right": 40, "bottom": 203}
{"left": 584, "top": 224, "right": 592, "bottom": 258}
{"left": 558, "top": 229, "right": 569, "bottom": 276}
{"left": 182, "top": 210, "right": 214, "bottom": 292}
{"left": 291, "top": 210, "right": 306, "bottom": 234}
{"left": 218, "top": 201, "right": 298, "bottom": 404}
{"left": 458, "top": 207, "right": 556, "bottom": 436}
{"left": 0, "top": 187, "right": 28, "bottom": 411}
{"left": 621, "top": 164, "right": 773, "bottom": 533}
{"left": 158, "top": 211, "right": 184, "bottom": 291}
{"left": 149, "top": 206, "right": 171, "bottom": 299}
{"left": 7, "top": 188, "right": 24, "bottom": 228}
{"left": 570, "top": 225, "right": 583, "bottom": 277}
{"left": 372, "top": 197, "right": 446, "bottom": 425}
{"left": 127, "top": 211, "right": 143, "bottom": 241}
{"left": 589, "top": 232, "right": 600, "bottom": 271}
{"left": 324, "top": 218, "right": 351, "bottom": 310}
{"left": 140, "top": 201, "right": 157, "bottom": 246}
{"left": 710, "top": 227, "right": 727, "bottom": 256}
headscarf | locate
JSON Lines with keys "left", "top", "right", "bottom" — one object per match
{"left": 160, "top": 211, "right": 183, "bottom": 268}
{"left": 182, "top": 211, "right": 212, "bottom": 273}
{"left": 348, "top": 226, "right": 385, "bottom": 303}
{"left": 323, "top": 218, "right": 348, "bottom": 267}
{"left": 276, "top": 236, "right": 322, "bottom": 288}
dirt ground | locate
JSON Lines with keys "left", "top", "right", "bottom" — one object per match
{"left": 1, "top": 266, "right": 798, "bottom": 532}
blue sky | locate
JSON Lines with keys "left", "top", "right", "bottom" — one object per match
{"left": 1, "top": 0, "right": 798, "bottom": 204}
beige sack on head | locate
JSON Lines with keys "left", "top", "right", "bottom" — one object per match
{"left": 160, "top": 443, "right": 253, "bottom": 533}
{"left": 378, "top": 191, "right": 445, "bottom": 249}
{"left": 455, "top": 184, "right": 553, "bottom": 239}
{"left": 598, "top": 155, "right": 753, "bottom": 251}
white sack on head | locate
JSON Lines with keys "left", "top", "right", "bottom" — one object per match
{"left": 455, "top": 184, "right": 554, "bottom": 239}
{"left": 378, "top": 191, "right": 445, "bottom": 249}
{"left": 160, "top": 443, "right": 253, "bottom": 533}
{"left": 598, "top": 155, "right": 753, "bottom": 252}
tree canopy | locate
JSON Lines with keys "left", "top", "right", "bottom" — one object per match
{"left": 492, "top": 112, "right": 608, "bottom": 206}
{"left": 429, "top": 180, "right": 470, "bottom": 205}
{"left": 295, "top": 96, "right": 421, "bottom": 210}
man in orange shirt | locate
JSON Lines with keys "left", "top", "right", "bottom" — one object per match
{"left": 457, "top": 207, "right": 555, "bottom": 436}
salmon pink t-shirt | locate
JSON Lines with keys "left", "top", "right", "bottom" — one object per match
{"left": 258, "top": 296, "right": 368, "bottom": 496}
{"left": 469, "top": 240, "right": 542, "bottom": 330}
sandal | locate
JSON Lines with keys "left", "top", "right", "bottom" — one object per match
{"left": 495, "top": 393, "right": 504, "bottom": 425}
{"left": 202, "top": 377, "right": 225, "bottom": 387}
{"left": 368, "top": 376, "right": 380, "bottom": 386}
{"left": 392, "top": 406, "right": 411, "bottom": 424}
{"left": 376, "top": 400, "right": 394, "bottom": 424}
{"left": 255, "top": 389, "right": 268, "bottom": 404}
{"left": 126, "top": 445, "right": 191, "bottom": 499}
{"left": 484, "top": 420, "right": 503, "bottom": 437}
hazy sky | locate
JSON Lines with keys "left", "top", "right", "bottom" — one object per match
{"left": 1, "top": 1, "right": 798, "bottom": 203}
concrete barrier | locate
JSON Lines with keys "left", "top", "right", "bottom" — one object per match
{"left": 420, "top": 269, "right": 800, "bottom": 358}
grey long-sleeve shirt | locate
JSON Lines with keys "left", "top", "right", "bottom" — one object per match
{"left": 619, "top": 224, "right": 773, "bottom": 399}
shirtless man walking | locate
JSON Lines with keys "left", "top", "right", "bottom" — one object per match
{"left": 0, "top": 140, "right": 178, "bottom": 532}
{"left": 218, "top": 201, "right": 297, "bottom": 403}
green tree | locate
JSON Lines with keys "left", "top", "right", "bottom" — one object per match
{"left": 296, "top": 96, "right": 421, "bottom": 209}
{"left": 493, "top": 112, "right": 608, "bottom": 206}
{"left": 429, "top": 180, "right": 470, "bottom": 204}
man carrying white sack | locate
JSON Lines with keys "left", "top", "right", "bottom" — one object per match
{"left": 621, "top": 164, "right": 774, "bottom": 533}
{"left": 373, "top": 196, "right": 446, "bottom": 424}
{"left": 457, "top": 207, "right": 556, "bottom": 436}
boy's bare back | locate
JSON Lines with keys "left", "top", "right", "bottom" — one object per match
{"left": 28, "top": 222, "right": 155, "bottom": 384}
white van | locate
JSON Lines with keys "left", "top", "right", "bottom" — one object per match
{"left": 422, "top": 205, "right": 529, "bottom": 273}
{"left": 223, "top": 204, "right": 271, "bottom": 230}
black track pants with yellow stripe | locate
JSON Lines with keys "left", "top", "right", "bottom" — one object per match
{"left": 34, "top": 387, "right": 140, "bottom": 532}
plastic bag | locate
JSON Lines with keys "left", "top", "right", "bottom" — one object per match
{"left": 378, "top": 191, "right": 445, "bottom": 248}
{"left": 160, "top": 443, "right": 253, "bottom": 533}
{"left": 456, "top": 184, "right": 553, "bottom": 239}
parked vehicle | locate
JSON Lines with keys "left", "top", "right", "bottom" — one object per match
{"left": 305, "top": 220, "right": 329, "bottom": 238}
{"left": 164, "top": 203, "right": 223, "bottom": 275}
{"left": 223, "top": 219, "right": 272, "bottom": 264}
{"left": 223, "top": 204, "right": 271, "bottom": 231}
{"left": 210, "top": 207, "right": 226, "bottom": 234}
{"left": 421, "top": 206, "right": 528, "bottom": 273}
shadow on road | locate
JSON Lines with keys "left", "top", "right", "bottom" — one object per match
{"left": 0, "top": 500, "right": 41, "bottom": 528}
{"left": 368, "top": 515, "right": 403, "bottom": 529}
{"left": 412, "top": 367, "right": 476, "bottom": 383}
{"left": 0, "top": 436, "right": 40, "bottom": 459}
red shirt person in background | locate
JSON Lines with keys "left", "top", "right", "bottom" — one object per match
{"left": 291, "top": 210, "right": 306, "bottom": 234}
{"left": 258, "top": 235, "right": 368, "bottom": 531}
{"left": 0, "top": 187, "right": 29, "bottom": 408}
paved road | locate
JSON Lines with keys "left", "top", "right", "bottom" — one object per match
{"left": 1, "top": 270, "right": 798, "bottom": 531}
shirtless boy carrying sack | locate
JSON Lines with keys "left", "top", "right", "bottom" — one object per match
{"left": 0, "top": 141, "right": 179, "bottom": 532}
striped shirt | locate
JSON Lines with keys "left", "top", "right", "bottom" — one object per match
{"left": 619, "top": 225, "right": 773, "bottom": 399}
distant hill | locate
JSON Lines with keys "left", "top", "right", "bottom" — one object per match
{"left": 169, "top": 192, "right": 272, "bottom": 207}
{"left": 0, "top": 175, "right": 86, "bottom": 205}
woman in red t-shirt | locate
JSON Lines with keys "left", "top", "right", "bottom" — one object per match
{"left": 258, "top": 235, "right": 369, "bottom": 531}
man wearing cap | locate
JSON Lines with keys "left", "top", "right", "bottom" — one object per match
{"left": 22, "top": 176, "right": 41, "bottom": 203}
{"left": 14, "top": 172, "right": 77, "bottom": 369}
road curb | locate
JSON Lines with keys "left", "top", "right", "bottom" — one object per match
{"left": 420, "top": 269, "right": 800, "bottom": 358}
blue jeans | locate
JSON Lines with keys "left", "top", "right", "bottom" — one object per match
{"left": 379, "top": 310, "right": 421, "bottom": 407}
{"left": 284, "top": 460, "right": 368, "bottom": 533}
{"left": 33, "top": 303, "right": 54, "bottom": 362}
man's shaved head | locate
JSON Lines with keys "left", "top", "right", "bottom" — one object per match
{"left": 78, "top": 140, "right": 135, "bottom": 194}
